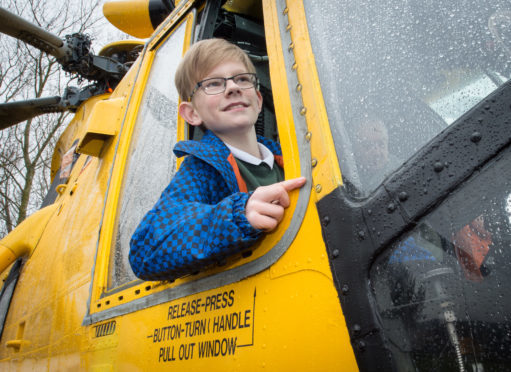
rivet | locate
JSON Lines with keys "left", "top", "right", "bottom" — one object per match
{"left": 286, "top": 24, "right": 292, "bottom": 32}
{"left": 315, "top": 184, "right": 322, "bottom": 193}
{"left": 292, "top": 62, "right": 298, "bottom": 70}
{"left": 387, "top": 202, "right": 396, "bottom": 213}
{"left": 341, "top": 284, "right": 349, "bottom": 295}
{"left": 305, "top": 131, "right": 312, "bottom": 141}
{"left": 352, "top": 324, "right": 361, "bottom": 335}
{"left": 296, "top": 83, "right": 302, "bottom": 92}
{"left": 323, "top": 215, "right": 330, "bottom": 225}
{"left": 288, "top": 42, "right": 294, "bottom": 51}
{"left": 300, "top": 107, "right": 307, "bottom": 116}
{"left": 311, "top": 158, "right": 318, "bottom": 167}
{"left": 398, "top": 191, "right": 408, "bottom": 201}
{"left": 283, "top": 7, "right": 289, "bottom": 14}
{"left": 470, "top": 131, "right": 482, "bottom": 143}
{"left": 357, "top": 340, "right": 366, "bottom": 352}
{"left": 332, "top": 249, "right": 339, "bottom": 258}
{"left": 433, "top": 162, "right": 444, "bottom": 172}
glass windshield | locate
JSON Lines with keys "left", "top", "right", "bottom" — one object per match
{"left": 108, "top": 21, "right": 187, "bottom": 289}
{"left": 370, "top": 148, "right": 511, "bottom": 371}
{"left": 305, "top": 0, "right": 511, "bottom": 196}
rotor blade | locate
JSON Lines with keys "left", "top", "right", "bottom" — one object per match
{"left": 0, "top": 96, "right": 66, "bottom": 130}
{"left": 0, "top": 7, "right": 67, "bottom": 60}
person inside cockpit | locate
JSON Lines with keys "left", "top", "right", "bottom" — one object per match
{"left": 129, "top": 38, "right": 305, "bottom": 282}
{"left": 351, "top": 115, "right": 400, "bottom": 191}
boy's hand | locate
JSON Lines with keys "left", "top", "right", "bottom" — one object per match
{"left": 245, "top": 177, "right": 306, "bottom": 231}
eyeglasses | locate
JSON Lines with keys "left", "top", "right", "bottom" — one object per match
{"left": 189, "top": 73, "right": 258, "bottom": 101}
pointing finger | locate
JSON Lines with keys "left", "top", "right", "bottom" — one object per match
{"left": 279, "top": 177, "right": 307, "bottom": 192}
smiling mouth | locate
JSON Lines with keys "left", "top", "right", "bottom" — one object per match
{"left": 223, "top": 102, "right": 248, "bottom": 111}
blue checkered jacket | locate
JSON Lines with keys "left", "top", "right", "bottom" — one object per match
{"left": 129, "top": 130, "right": 282, "bottom": 281}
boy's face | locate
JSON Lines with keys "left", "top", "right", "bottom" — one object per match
{"left": 185, "top": 60, "right": 262, "bottom": 137}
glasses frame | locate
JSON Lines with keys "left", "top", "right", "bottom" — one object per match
{"left": 188, "top": 72, "right": 259, "bottom": 101}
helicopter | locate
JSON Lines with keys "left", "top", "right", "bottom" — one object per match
{"left": 0, "top": 0, "right": 511, "bottom": 370}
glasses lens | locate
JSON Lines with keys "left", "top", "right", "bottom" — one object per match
{"left": 199, "top": 74, "right": 257, "bottom": 96}
{"left": 233, "top": 73, "right": 256, "bottom": 88}
{"left": 202, "top": 78, "right": 226, "bottom": 95}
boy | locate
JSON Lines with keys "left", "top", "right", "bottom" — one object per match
{"left": 129, "top": 38, "right": 306, "bottom": 281}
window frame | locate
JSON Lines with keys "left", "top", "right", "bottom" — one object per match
{"left": 83, "top": 0, "right": 314, "bottom": 325}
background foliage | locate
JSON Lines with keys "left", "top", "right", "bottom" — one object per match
{"left": 0, "top": 0, "right": 126, "bottom": 236}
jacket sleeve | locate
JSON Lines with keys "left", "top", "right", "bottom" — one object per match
{"left": 129, "top": 156, "right": 262, "bottom": 281}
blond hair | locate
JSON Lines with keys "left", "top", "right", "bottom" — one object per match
{"left": 175, "top": 38, "right": 257, "bottom": 101}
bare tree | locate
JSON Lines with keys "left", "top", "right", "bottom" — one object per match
{"left": 0, "top": 0, "right": 107, "bottom": 237}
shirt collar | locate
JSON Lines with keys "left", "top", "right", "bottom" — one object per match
{"left": 225, "top": 142, "right": 275, "bottom": 168}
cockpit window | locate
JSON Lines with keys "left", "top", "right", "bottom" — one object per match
{"left": 370, "top": 147, "right": 511, "bottom": 371}
{"left": 108, "top": 21, "right": 187, "bottom": 289}
{"left": 304, "top": 0, "right": 511, "bottom": 196}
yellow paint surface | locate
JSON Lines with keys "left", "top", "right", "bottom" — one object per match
{"left": 0, "top": 1, "right": 358, "bottom": 370}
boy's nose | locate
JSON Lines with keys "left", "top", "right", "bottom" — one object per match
{"left": 224, "top": 79, "right": 242, "bottom": 95}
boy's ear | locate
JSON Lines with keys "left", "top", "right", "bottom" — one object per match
{"left": 178, "top": 102, "right": 203, "bottom": 127}
{"left": 256, "top": 90, "right": 263, "bottom": 112}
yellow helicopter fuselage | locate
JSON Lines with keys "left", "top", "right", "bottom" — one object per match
{"left": 2, "top": 0, "right": 511, "bottom": 371}
{"left": 0, "top": 1, "right": 356, "bottom": 370}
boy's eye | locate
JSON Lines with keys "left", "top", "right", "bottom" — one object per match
{"left": 236, "top": 75, "right": 250, "bottom": 83}
{"left": 235, "top": 74, "right": 255, "bottom": 85}
{"left": 203, "top": 79, "right": 223, "bottom": 89}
